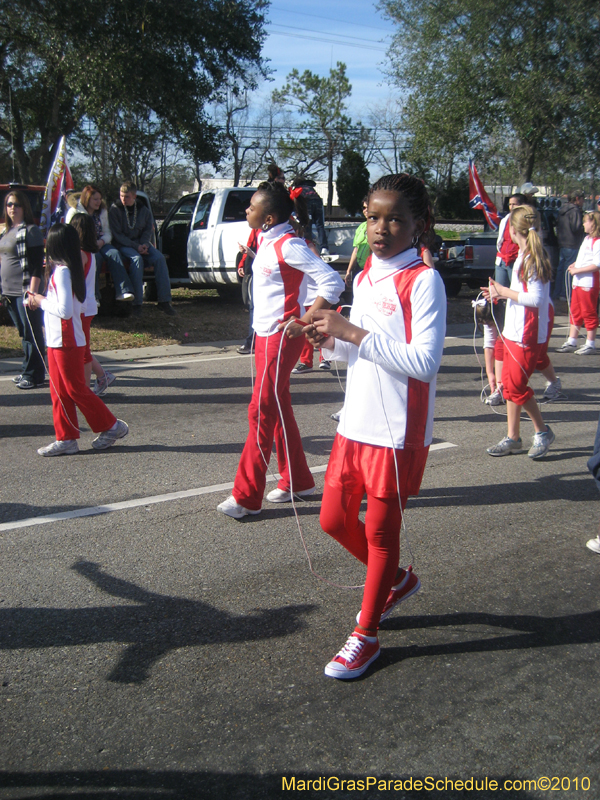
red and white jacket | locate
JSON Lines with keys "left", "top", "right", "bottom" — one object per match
{"left": 572, "top": 236, "right": 600, "bottom": 289}
{"left": 502, "top": 253, "right": 550, "bottom": 346}
{"left": 496, "top": 215, "right": 519, "bottom": 266}
{"left": 251, "top": 222, "right": 344, "bottom": 335}
{"left": 322, "top": 248, "right": 446, "bottom": 450}
{"left": 41, "top": 265, "right": 85, "bottom": 348}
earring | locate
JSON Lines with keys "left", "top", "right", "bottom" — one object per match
{"left": 411, "top": 235, "right": 419, "bottom": 248}
{"left": 262, "top": 222, "right": 270, "bottom": 232}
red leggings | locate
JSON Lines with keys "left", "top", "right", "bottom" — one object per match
{"left": 320, "top": 485, "right": 407, "bottom": 631}
{"left": 48, "top": 346, "right": 116, "bottom": 441}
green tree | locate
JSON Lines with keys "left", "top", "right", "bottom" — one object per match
{"left": 273, "top": 63, "right": 353, "bottom": 212}
{"left": 336, "top": 150, "right": 370, "bottom": 215}
{"left": 0, "top": 0, "right": 267, "bottom": 183}
{"left": 381, "top": 0, "right": 600, "bottom": 183}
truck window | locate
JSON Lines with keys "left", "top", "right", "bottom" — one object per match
{"left": 192, "top": 193, "right": 215, "bottom": 230}
{"left": 222, "top": 191, "right": 253, "bottom": 223}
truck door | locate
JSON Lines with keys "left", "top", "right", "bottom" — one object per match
{"left": 187, "top": 192, "right": 215, "bottom": 285}
{"left": 158, "top": 192, "right": 199, "bottom": 282}
{"left": 212, "top": 190, "right": 253, "bottom": 285}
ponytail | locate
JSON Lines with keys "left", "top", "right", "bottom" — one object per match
{"left": 510, "top": 206, "right": 552, "bottom": 284}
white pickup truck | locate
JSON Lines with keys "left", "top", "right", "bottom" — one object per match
{"left": 157, "top": 186, "right": 354, "bottom": 297}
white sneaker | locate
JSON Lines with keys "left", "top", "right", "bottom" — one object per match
{"left": 116, "top": 292, "right": 134, "bottom": 301}
{"left": 485, "top": 389, "right": 505, "bottom": 406}
{"left": 542, "top": 377, "right": 565, "bottom": 402}
{"left": 319, "top": 360, "right": 331, "bottom": 371}
{"left": 556, "top": 341, "right": 577, "bottom": 353}
{"left": 586, "top": 536, "right": 600, "bottom": 554}
{"left": 331, "top": 408, "right": 342, "bottom": 422}
{"left": 266, "top": 486, "right": 316, "bottom": 503}
{"left": 575, "top": 343, "right": 596, "bottom": 355}
{"left": 37, "top": 439, "right": 79, "bottom": 456}
{"left": 217, "top": 495, "right": 261, "bottom": 519}
{"left": 528, "top": 425, "right": 555, "bottom": 459}
{"left": 92, "top": 419, "right": 129, "bottom": 450}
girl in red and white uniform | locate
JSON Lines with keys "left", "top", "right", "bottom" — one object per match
{"left": 307, "top": 174, "right": 446, "bottom": 679}
{"left": 483, "top": 205, "right": 554, "bottom": 459}
{"left": 217, "top": 182, "right": 344, "bottom": 519}
{"left": 27, "top": 223, "right": 128, "bottom": 456}
{"left": 559, "top": 211, "right": 600, "bottom": 355}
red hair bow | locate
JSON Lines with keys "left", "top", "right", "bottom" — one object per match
{"left": 289, "top": 187, "right": 303, "bottom": 200}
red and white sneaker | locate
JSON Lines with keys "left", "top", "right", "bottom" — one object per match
{"left": 356, "top": 566, "right": 421, "bottom": 626}
{"left": 324, "top": 632, "right": 380, "bottom": 680}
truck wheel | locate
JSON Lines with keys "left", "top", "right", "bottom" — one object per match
{"left": 443, "top": 278, "right": 462, "bottom": 297}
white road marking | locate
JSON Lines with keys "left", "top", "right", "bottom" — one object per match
{"left": 0, "top": 442, "right": 456, "bottom": 533}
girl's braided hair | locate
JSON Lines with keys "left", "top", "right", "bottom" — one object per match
{"left": 255, "top": 181, "right": 308, "bottom": 229}
{"left": 367, "top": 174, "right": 433, "bottom": 238}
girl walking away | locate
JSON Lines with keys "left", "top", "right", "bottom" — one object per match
{"left": 217, "top": 181, "right": 344, "bottom": 519}
{"left": 482, "top": 205, "right": 554, "bottom": 459}
{"left": 26, "top": 223, "right": 128, "bottom": 456}
{"left": 557, "top": 210, "right": 600, "bottom": 356}
{"left": 308, "top": 174, "right": 446, "bottom": 679}
{"left": 69, "top": 213, "right": 116, "bottom": 395}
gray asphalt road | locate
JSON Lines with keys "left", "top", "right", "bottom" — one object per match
{"left": 1, "top": 322, "right": 599, "bottom": 799}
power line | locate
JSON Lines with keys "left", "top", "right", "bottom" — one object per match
{"left": 269, "top": 22, "right": 386, "bottom": 48}
{"left": 269, "top": 3, "right": 391, "bottom": 34}
{"left": 266, "top": 28, "right": 388, "bottom": 53}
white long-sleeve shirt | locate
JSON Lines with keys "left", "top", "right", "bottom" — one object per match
{"left": 502, "top": 253, "right": 550, "bottom": 346}
{"left": 573, "top": 236, "right": 600, "bottom": 289}
{"left": 251, "top": 222, "right": 344, "bottom": 335}
{"left": 41, "top": 265, "right": 85, "bottom": 348}
{"left": 322, "top": 249, "right": 446, "bottom": 449}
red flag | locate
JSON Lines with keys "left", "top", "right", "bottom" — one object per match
{"left": 39, "top": 136, "right": 74, "bottom": 236}
{"left": 468, "top": 159, "right": 500, "bottom": 230}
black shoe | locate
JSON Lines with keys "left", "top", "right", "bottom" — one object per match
{"left": 157, "top": 302, "right": 176, "bottom": 316}
{"left": 131, "top": 305, "right": 142, "bottom": 317}
{"left": 237, "top": 344, "right": 254, "bottom": 354}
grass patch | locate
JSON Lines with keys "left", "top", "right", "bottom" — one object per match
{"left": 0, "top": 288, "right": 251, "bottom": 357}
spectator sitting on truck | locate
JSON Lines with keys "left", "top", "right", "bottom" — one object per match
{"left": 495, "top": 194, "right": 525, "bottom": 288}
{"left": 267, "top": 164, "right": 286, "bottom": 185}
{"left": 66, "top": 185, "right": 134, "bottom": 304}
{"left": 290, "top": 177, "right": 329, "bottom": 256}
{"left": 108, "top": 183, "right": 175, "bottom": 317}
{"left": 553, "top": 189, "right": 585, "bottom": 301}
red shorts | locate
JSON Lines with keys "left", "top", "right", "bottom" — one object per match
{"left": 81, "top": 314, "right": 93, "bottom": 365}
{"left": 570, "top": 285, "right": 599, "bottom": 331}
{"left": 501, "top": 340, "right": 542, "bottom": 404}
{"left": 324, "top": 433, "right": 429, "bottom": 499}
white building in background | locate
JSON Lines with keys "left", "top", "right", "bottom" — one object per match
{"left": 193, "top": 178, "right": 339, "bottom": 207}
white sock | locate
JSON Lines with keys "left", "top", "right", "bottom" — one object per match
{"left": 586, "top": 340, "right": 596, "bottom": 348}
{"left": 568, "top": 337, "right": 578, "bottom": 346}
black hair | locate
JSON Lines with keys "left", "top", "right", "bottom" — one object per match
{"left": 267, "top": 163, "right": 284, "bottom": 182}
{"left": 509, "top": 193, "right": 527, "bottom": 205}
{"left": 45, "top": 223, "right": 86, "bottom": 303}
{"left": 368, "top": 174, "right": 432, "bottom": 233}
{"left": 69, "top": 213, "right": 98, "bottom": 253}
{"left": 255, "top": 181, "right": 309, "bottom": 229}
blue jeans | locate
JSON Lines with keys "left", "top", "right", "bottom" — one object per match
{"left": 5, "top": 294, "right": 46, "bottom": 383}
{"left": 118, "top": 244, "right": 172, "bottom": 305}
{"left": 305, "top": 199, "right": 328, "bottom": 251}
{"left": 553, "top": 247, "right": 578, "bottom": 300}
{"left": 494, "top": 260, "right": 513, "bottom": 288}
{"left": 99, "top": 244, "right": 133, "bottom": 299}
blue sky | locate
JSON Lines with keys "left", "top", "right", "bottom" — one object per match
{"left": 255, "top": 0, "right": 398, "bottom": 119}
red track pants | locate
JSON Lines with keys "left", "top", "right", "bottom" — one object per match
{"left": 232, "top": 331, "right": 315, "bottom": 510}
{"left": 48, "top": 346, "right": 116, "bottom": 441}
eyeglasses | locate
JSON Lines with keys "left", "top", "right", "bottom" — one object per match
{"left": 7, "top": 202, "right": 22, "bottom": 208}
